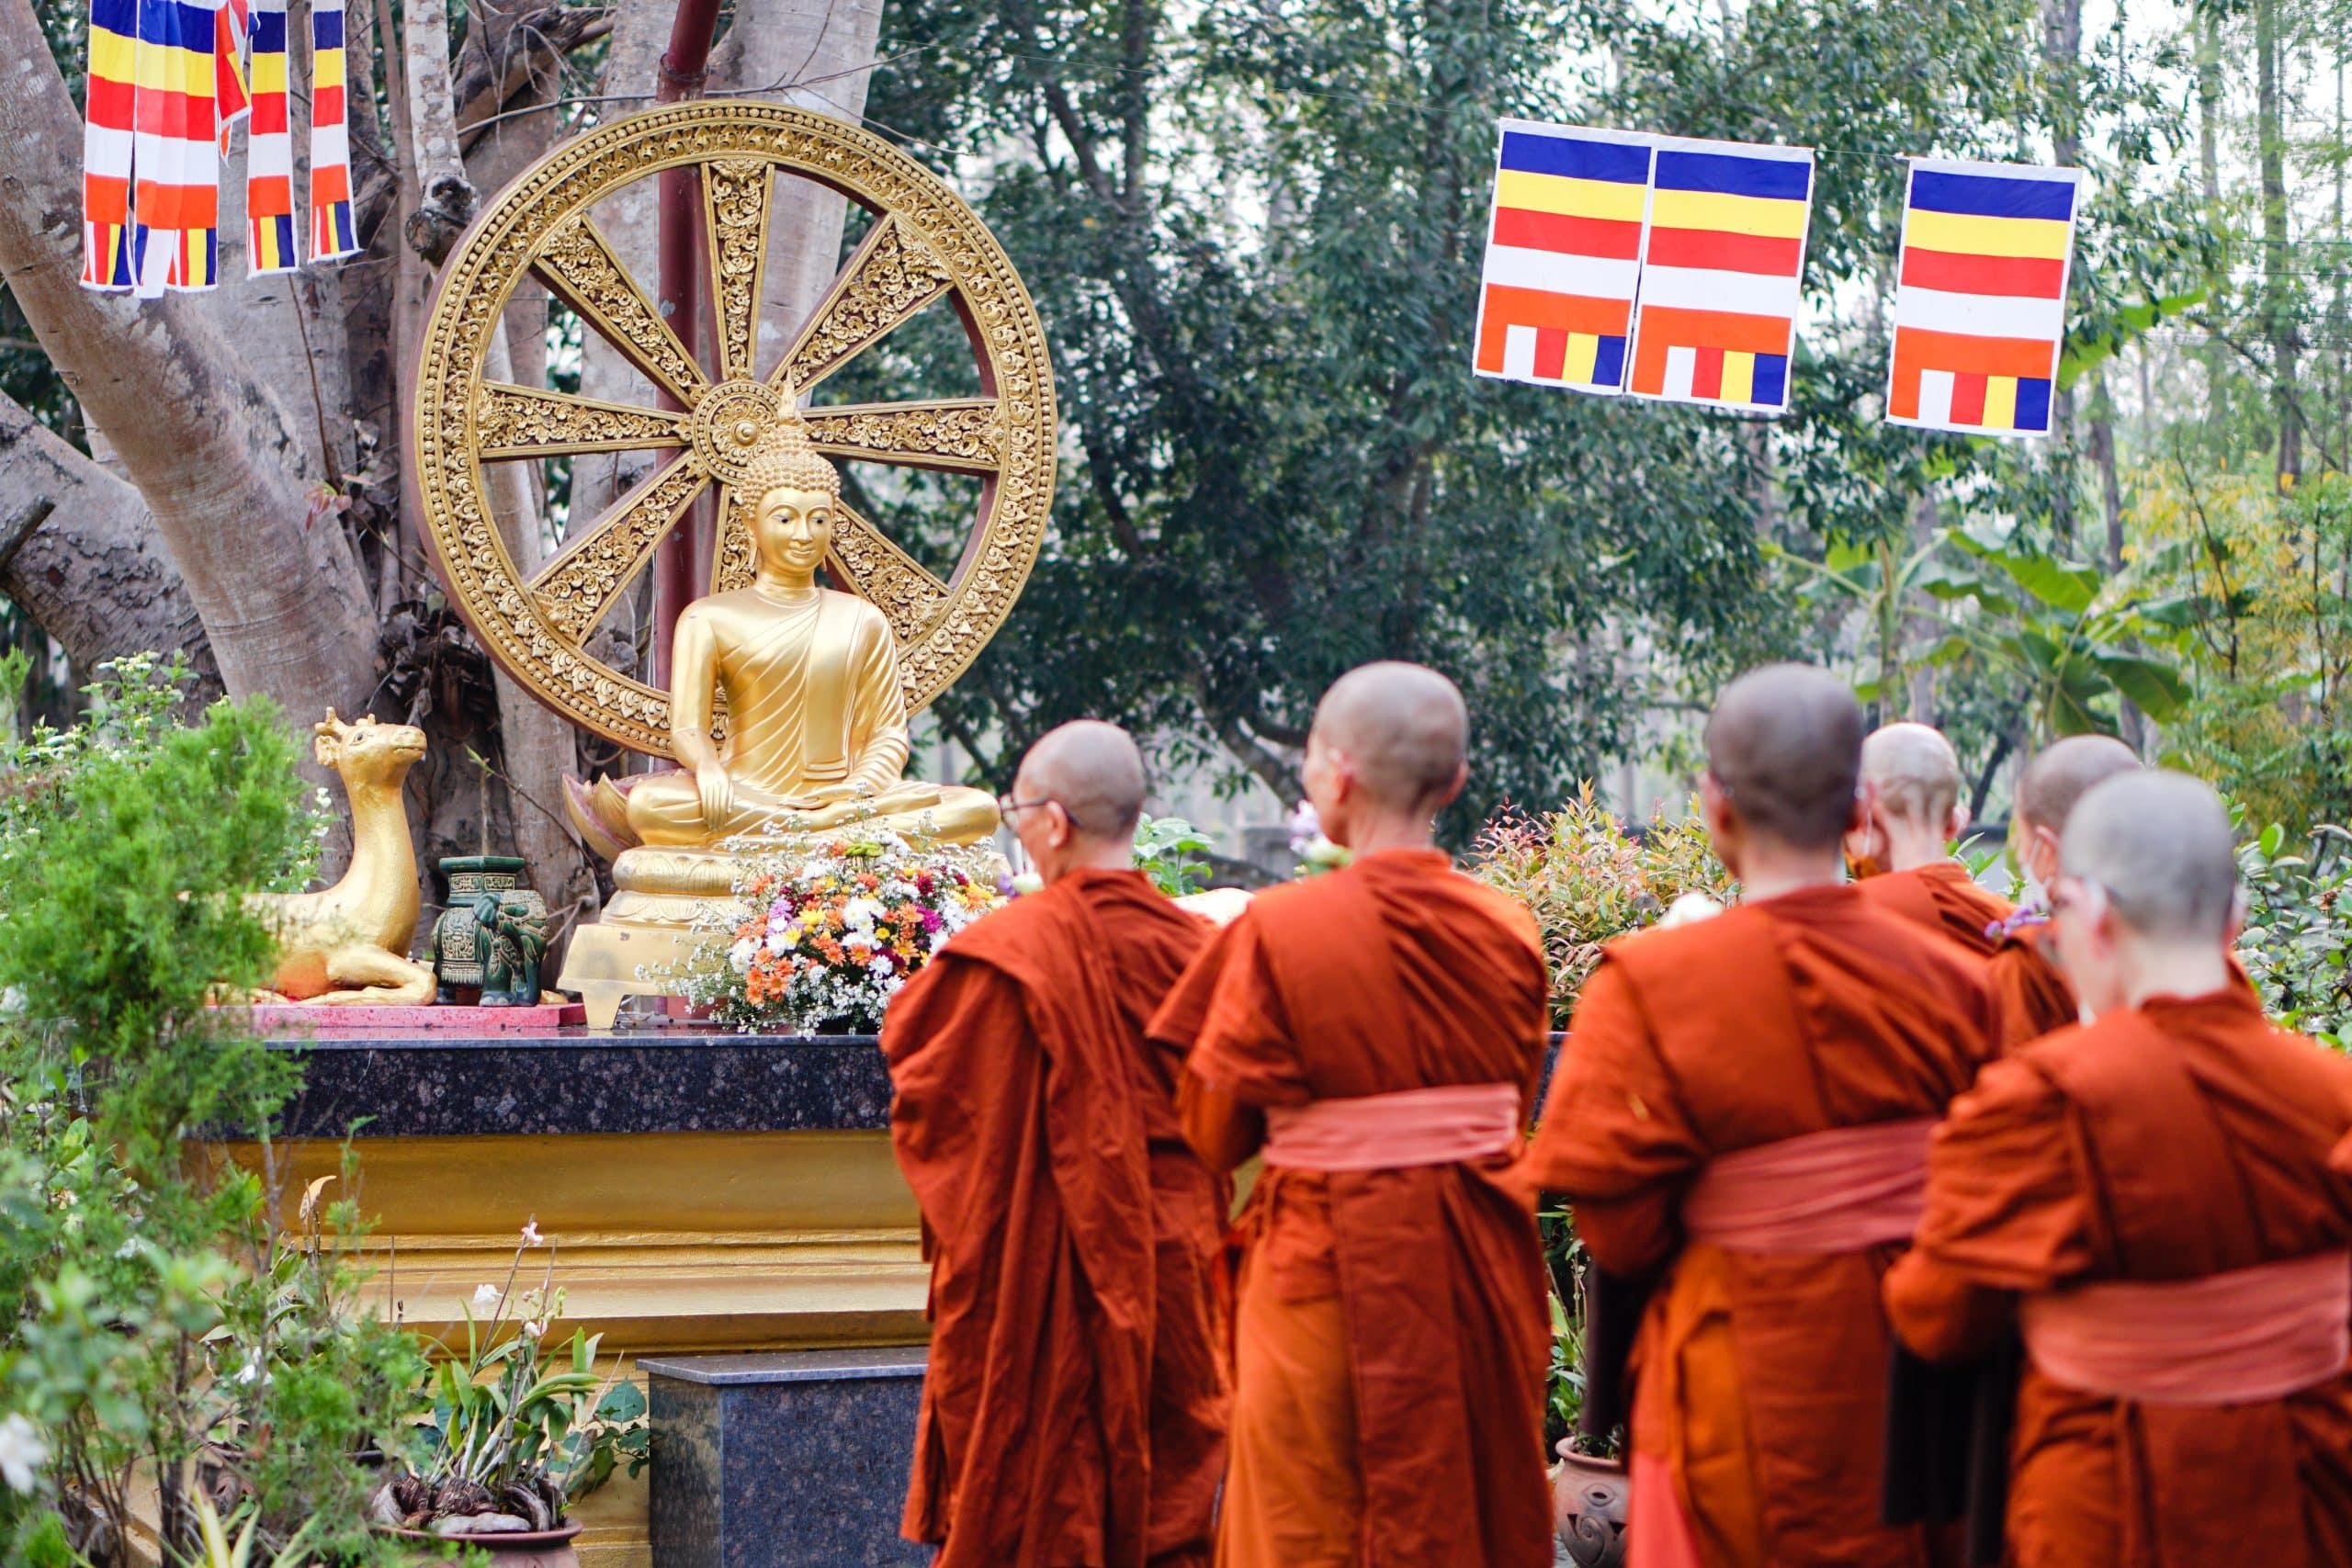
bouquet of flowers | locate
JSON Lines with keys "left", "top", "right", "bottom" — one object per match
{"left": 671, "top": 831, "right": 1006, "bottom": 1033}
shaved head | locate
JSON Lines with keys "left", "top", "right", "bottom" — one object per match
{"left": 2061, "top": 771, "right": 2239, "bottom": 943}
{"left": 1860, "top": 722, "right": 1962, "bottom": 826}
{"left": 2018, "top": 734, "right": 2140, "bottom": 834}
{"left": 1016, "top": 720, "right": 1148, "bottom": 840}
{"left": 1312, "top": 662, "right": 1468, "bottom": 812}
{"left": 1706, "top": 664, "right": 1865, "bottom": 851}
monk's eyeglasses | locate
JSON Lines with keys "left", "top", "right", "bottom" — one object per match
{"left": 999, "top": 794, "right": 1091, "bottom": 832}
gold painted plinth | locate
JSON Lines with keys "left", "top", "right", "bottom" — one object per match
{"left": 559, "top": 879, "right": 747, "bottom": 1026}
{"left": 215, "top": 1127, "right": 924, "bottom": 1568}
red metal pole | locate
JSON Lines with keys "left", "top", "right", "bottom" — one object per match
{"left": 650, "top": 0, "right": 724, "bottom": 690}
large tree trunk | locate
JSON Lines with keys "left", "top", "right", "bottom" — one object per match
{"left": 0, "top": 0, "right": 380, "bottom": 720}
{"left": 2256, "top": 0, "right": 2301, "bottom": 486}
{"left": 0, "top": 396, "right": 221, "bottom": 698}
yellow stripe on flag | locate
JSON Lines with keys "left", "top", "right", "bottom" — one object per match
{"left": 1984, "top": 376, "right": 2018, "bottom": 430}
{"left": 88, "top": 28, "right": 137, "bottom": 80}
{"left": 1647, "top": 188, "right": 1808, "bottom": 240}
{"left": 1905, "top": 208, "right": 2073, "bottom": 261}
{"left": 134, "top": 40, "right": 217, "bottom": 96}
{"left": 1494, "top": 169, "right": 1647, "bottom": 223}
{"left": 314, "top": 44, "right": 345, "bottom": 90}
{"left": 1565, "top": 333, "right": 1600, "bottom": 383}
{"left": 1721, "top": 351, "right": 1756, "bottom": 404}
{"left": 252, "top": 51, "right": 288, "bottom": 92}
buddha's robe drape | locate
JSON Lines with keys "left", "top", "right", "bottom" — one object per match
{"left": 1149, "top": 848, "right": 1555, "bottom": 1568}
{"left": 1883, "top": 988, "right": 2352, "bottom": 1568}
{"left": 882, "top": 868, "right": 1227, "bottom": 1568}
{"left": 1521, "top": 886, "right": 2000, "bottom": 1566}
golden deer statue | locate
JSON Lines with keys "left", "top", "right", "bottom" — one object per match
{"left": 253, "top": 711, "right": 436, "bottom": 1005}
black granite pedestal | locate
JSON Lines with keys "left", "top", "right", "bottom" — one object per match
{"left": 641, "top": 1348, "right": 929, "bottom": 1568}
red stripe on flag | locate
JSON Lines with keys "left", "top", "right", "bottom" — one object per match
{"left": 83, "top": 175, "right": 130, "bottom": 222}
{"left": 136, "top": 183, "right": 220, "bottom": 228}
{"left": 248, "top": 174, "right": 294, "bottom": 213}
{"left": 314, "top": 85, "right": 345, "bottom": 123}
{"left": 1492, "top": 207, "right": 1644, "bottom": 260}
{"left": 1643, "top": 226, "right": 1804, "bottom": 277}
{"left": 1950, "top": 372, "right": 1988, "bottom": 425}
{"left": 1692, "top": 346, "right": 1724, "bottom": 400}
{"left": 1533, "top": 327, "right": 1570, "bottom": 378}
{"left": 252, "top": 99, "right": 288, "bottom": 134}
{"left": 1635, "top": 305, "right": 1792, "bottom": 355}
{"left": 1900, "top": 246, "right": 2065, "bottom": 299}
{"left": 1476, "top": 284, "right": 1633, "bottom": 371}
{"left": 1892, "top": 325, "right": 2054, "bottom": 381}
{"left": 85, "top": 76, "right": 135, "bottom": 126}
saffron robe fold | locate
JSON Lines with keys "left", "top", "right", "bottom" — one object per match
{"left": 1149, "top": 848, "right": 1555, "bottom": 1568}
{"left": 1856, "top": 862, "right": 2013, "bottom": 957}
{"left": 1520, "top": 886, "right": 2001, "bottom": 1566}
{"left": 882, "top": 868, "right": 1228, "bottom": 1568}
{"left": 1883, "top": 987, "right": 2352, "bottom": 1568}
{"left": 1987, "top": 928, "right": 2077, "bottom": 1048}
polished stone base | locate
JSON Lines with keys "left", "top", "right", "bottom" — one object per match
{"left": 642, "top": 1349, "right": 928, "bottom": 1568}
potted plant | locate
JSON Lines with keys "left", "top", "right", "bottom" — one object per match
{"left": 369, "top": 1226, "right": 648, "bottom": 1564}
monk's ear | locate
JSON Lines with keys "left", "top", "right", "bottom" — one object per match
{"left": 1844, "top": 779, "right": 1878, "bottom": 840}
{"left": 2225, "top": 885, "right": 2248, "bottom": 947}
{"left": 1944, "top": 802, "right": 1973, "bottom": 848}
{"left": 1432, "top": 761, "right": 1468, "bottom": 813}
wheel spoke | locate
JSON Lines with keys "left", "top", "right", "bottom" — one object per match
{"left": 475, "top": 383, "right": 687, "bottom": 458}
{"left": 710, "top": 484, "right": 753, "bottom": 595}
{"left": 772, "top": 214, "right": 955, "bottom": 398}
{"left": 705, "top": 160, "right": 773, "bottom": 385}
{"left": 528, "top": 449, "right": 708, "bottom": 640}
{"left": 828, "top": 499, "right": 953, "bottom": 645}
{"left": 532, "top": 215, "right": 707, "bottom": 406}
{"left": 803, "top": 398, "right": 1002, "bottom": 475}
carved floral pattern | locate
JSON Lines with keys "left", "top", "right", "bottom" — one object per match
{"left": 531, "top": 452, "right": 708, "bottom": 639}
{"left": 533, "top": 217, "right": 704, "bottom": 404}
{"left": 804, "top": 399, "right": 1003, "bottom": 472}
{"left": 705, "top": 159, "right": 771, "bottom": 384}
{"left": 775, "top": 216, "right": 956, "bottom": 395}
{"left": 474, "top": 383, "right": 685, "bottom": 456}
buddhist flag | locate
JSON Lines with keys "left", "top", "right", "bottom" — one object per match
{"left": 245, "top": 0, "right": 299, "bottom": 273}
{"left": 1473, "top": 122, "right": 1653, "bottom": 394}
{"left": 1886, "top": 158, "right": 2082, "bottom": 437}
{"left": 1628, "top": 137, "right": 1814, "bottom": 412}
{"left": 309, "top": 0, "right": 358, "bottom": 261}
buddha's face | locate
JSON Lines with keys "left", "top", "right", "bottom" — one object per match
{"left": 752, "top": 485, "right": 837, "bottom": 579}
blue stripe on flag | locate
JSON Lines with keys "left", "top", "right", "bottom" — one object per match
{"left": 90, "top": 0, "right": 137, "bottom": 31}
{"left": 1498, "top": 130, "right": 1650, "bottom": 186}
{"left": 1654, "top": 149, "right": 1811, "bottom": 202}
{"left": 251, "top": 8, "right": 285, "bottom": 46}
{"left": 1752, "top": 353, "right": 1790, "bottom": 408}
{"left": 311, "top": 5, "right": 344, "bottom": 46}
{"left": 1591, "top": 335, "right": 1627, "bottom": 388}
{"left": 2013, "top": 378, "right": 2053, "bottom": 432}
{"left": 1908, "top": 168, "right": 2076, "bottom": 222}
{"left": 146, "top": 0, "right": 222, "bottom": 51}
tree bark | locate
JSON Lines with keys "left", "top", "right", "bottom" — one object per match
{"left": 0, "top": 0, "right": 380, "bottom": 718}
{"left": 2041, "top": 0, "right": 2083, "bottom": 545}
{"left": 0, "top": 395, "right": 221, "bottom": 698}
{"left": 2256, "top": 0, "right": 2301, "bottom": 486}
{"left": 2198, "top": 9, "right": 2227, "bottom": 426}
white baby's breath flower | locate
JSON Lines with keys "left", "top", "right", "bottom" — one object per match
{"left": 729, "top": 938, "right": 757, "bottom": 974}
{"left": 0, "top": 1413, "right": 48, "bottom": 1494}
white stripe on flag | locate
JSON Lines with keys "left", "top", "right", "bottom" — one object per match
{"left": 1636, "top": 264, "right": 1801, "bottom": 317}
{"left": 1917, "top": 369, "right": 1956, "bottom": 427}
{"left": 83, "top": 125, "right": 135, "bottom": 166}
{"left": 1502, "top": 324, "right": 1539, "bottom": 380}
{"left": 1479, "top": 245, "right": 1641, "bottom": 301}
{"left": 1894, "top": 285, "right": 2065, "bottom": 342}
{"left": 1664, "top": 345, "right": 1697, "bottom": 400}
{"left": 312, "top": 122, "right": 350, "bottom": 168}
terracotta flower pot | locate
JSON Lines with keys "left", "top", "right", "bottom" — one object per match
{"left": 390, "top": 1521, "right": 582, "bottom": 1567}
{"left": 1553, "top": 1441, "right": 1629, "bottom": 1568}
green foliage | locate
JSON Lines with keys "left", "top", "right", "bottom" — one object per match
{"left": 1464, "top": 787, "right": 1736, "bottom": 1028}
{"left": 0, "top": 657, "right": 420, "bottom": 1566}
{"left": 2234, "top": 818, "right": 2352, "bottom": 1049}
{"left": 1131, "top": 817, "right": 1213, "bottom": 897}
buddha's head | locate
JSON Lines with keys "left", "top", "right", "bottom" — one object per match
{"left": 739, "top": 414, "right": 843, "bottom": 583}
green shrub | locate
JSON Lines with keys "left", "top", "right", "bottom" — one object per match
{"left": 2234, "top": 818, "right": 2352, "bottom": 1049}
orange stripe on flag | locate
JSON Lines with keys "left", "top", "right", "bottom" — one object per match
{"left": 1891, "top": 325, "right": 2053, "bottom": 380}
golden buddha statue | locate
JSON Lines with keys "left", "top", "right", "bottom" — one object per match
{"left": 560, "top": 409, "right": 1000, "bottom": 1021}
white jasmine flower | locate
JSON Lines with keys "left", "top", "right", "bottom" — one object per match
{"left": 0, "top": 1414, "right": 48, "bottom": 1494}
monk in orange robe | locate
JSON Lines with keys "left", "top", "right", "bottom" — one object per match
{"left": 1150, "top": 661, "right": 1554, "bottom": 1568}
{"left": 1984, "top": 734, "right": 2140, "bottom": 1043}
{"left": 1519, "top": 664, "right": 2002, "bottom": 1566}
{"left": 1848, "top": 721, "right": 2015, "bottom": 957}
{"left": 882, "top": 721, "right": 1227, "bottom": 1568}
{"left": 1885, "top": 770, "right": 2352, "bottom": 1568}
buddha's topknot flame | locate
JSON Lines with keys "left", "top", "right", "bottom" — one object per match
{"left": 740, "top": 394, "right": 842, "bottom": 504}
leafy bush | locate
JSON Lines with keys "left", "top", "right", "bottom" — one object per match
{"left": 1465, "top": 786, "right": 1735, "bottom": 1029}
{"left": 1132, "top": 817, "right": 1214, "bottom": 897}
{"left": 0, "top": 657, "right": 418, "bottom": 1565}
{"left": 2234, "top": 818, "right": 2352, "bottom": 1049}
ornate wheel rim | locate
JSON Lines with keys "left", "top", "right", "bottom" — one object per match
{"left": 413, "top": 101, "right": 1056, "bottom": 754}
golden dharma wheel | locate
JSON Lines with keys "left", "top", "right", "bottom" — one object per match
{"left": 413, "top": 102, "right": 1056, "bottom": 754}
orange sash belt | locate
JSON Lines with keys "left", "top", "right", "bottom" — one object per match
{"left": 1680, "top": 1116, "right": 1934, "bottom": 1254}
{"left": 2021, "top": 1251, "right": 2352, "bottom": 1405}
{"left": 1260, "top": 1082, "right": 1521, "bottom": 1172}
